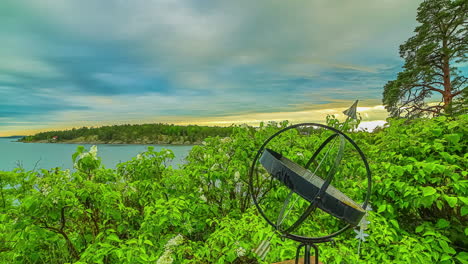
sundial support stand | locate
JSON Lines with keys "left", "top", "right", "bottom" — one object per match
{"left": 295, "top": 242, "right": 317, "bottom": 264}
{"left": 294, "top": 238, "right": 333, "bottom": 264}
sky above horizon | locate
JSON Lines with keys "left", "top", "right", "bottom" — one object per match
{"left": 1, "top": 0, "right": 427, "bottom": 136}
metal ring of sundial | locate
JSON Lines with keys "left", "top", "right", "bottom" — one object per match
{"left": 249, "top": 123, "right": 371, "bottom": 243}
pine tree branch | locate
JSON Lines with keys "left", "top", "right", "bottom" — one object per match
{"left": 410, "top": 84, "right": 444, "bottom": 94}
{"left": 452, "top": 90, "right": 463, "bottom": 97}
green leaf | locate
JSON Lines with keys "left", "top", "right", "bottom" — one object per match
{"left": 390, "top": 219, "right": 399, "bottom": 229}
{"left": 444, "top": 133, "right": 461, "bottom": 144}
{"left": 423, "top": 231, "right": 436, "bottom": 237}
{"left": 439, "top": 152, "right": 454, "bottom": 163}
{"left": 444, "top": 196, "right": 458, "bottom": 208}
{"left": 415, "top": 225, "right": 424, "bottom": 233}
{"left": 459, "top": 197, "right": 468, "bottom": 205}
{"left": 140, "top": 254, "right": 149, "bottom": 261}
{"left": 456, "top": 252, "right": 468, "bottom": 264}
{"left": 107, "top": 234, "right": 121, "bottom": 242}
{"left": 422, "top": 186, "right": 436, "bottom": 196}
{"left": 461, "top": 206, "right": 468, "bottom": 217}
{"left": 144, "top": 240, "right": 154, "bottom": 246}
{"left": 377, "top": 204, "right": 386, "bottom": 213}
{"left": 436, "top": 219, "right": 450, "bottom": 229}
{"left": 438, "top": 240, "right": 456, "bottom": 255}
{"left": 431, "top": 128, "right": 443, "bottom": 136}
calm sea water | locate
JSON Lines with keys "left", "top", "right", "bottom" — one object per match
{"left": 0, "top": 138, "right": 193, "bottom": 171}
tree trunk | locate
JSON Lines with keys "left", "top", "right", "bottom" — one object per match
{"left": 442, "top": 39, "right": 453, "bottom": 110}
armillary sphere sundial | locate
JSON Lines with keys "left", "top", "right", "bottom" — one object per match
{"left": 249, "top": 122, "right": 371, "bottom": 264}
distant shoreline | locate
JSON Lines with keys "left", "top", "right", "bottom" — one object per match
{"left": 19, "top": 139, "right": 199, "bottom": 146}
{"left": 17, "top": 123, "right": 231, "bottom": 147}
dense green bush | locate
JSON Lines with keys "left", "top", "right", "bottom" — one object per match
{"left": 1, "top": 115, "right": 467, "bottom": 263}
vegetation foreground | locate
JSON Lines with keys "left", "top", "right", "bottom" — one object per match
{"left": 0, "top": 116, "right": 467, "bottom": 263}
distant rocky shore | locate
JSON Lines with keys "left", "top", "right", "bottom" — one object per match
{"left": 19, "top": 135, "right": 201, "bottom": 145}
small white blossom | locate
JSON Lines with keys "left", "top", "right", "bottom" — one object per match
{"left": 156, "top": 250, "right": 174, "bottom": 264}
{"left": 220, "top": 137, "right": 231, "bottom": 143}
{"left": 89, "top": 145, "right": 98, "bottom": 158}
{"left": 200, "top": 195, "right": 207, "bottom": 202}
{"left": 165, "top": 234, "right": 184, "bottom": 249}
{"left": 235, "top": 182, "right": 243, "bottom": 193}
{"left": 234, "top": 171, "right": 240, "bottom": 181}
{"left": 214, "top": 179, "right": 221, "bottom": 188}
{"left": 41, "top": 184, "right": 51, "bottom": 196}
{"left": 136, "top": 154, "right": 142, "bottom": 160}
{"left": 235, "top": 247, "right": 246, "bottom": 257}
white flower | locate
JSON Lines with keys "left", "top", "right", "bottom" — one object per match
{"left": 220, "top": 137, "right": 231, "bottom": 143}
{"left": 200, "top": 195, "right": 207, "bottom": 202}
{"left": 235, "top": 182, "right": 243, "bottom": 193}
{"left": 214, "top": 179, "right": 221, "bottom": 188}
{"left": 156, "top": 250, "right": 173, "bottom": 264}
{"left": 156, "top": 234, "right": 184, "bottom": 264}
{"left": 296, "top": 152, "right": 304, "bottom": 157}
{"left": 166, "top": 234, "right": 184, "bottom": 249}
{"left": 89, "top": 145, "right": 98, "bottom": 157}
{"left": 234, "top": 171, "right": 240, "bottom": 181}
{"left": 136, "top": 154, "right": 142, "bottom": 160}
{"left": 78, "top": 153, "right": 87, "bottom": 160}
{"left": 235, "top": 247, "right": 246, "bottom": 257}
{"left": 41, "top": 184, "right": 51, "bottom": 196}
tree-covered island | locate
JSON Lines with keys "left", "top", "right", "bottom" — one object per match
{"left": 20, "top": 123, "right": 234, "bottom": 145}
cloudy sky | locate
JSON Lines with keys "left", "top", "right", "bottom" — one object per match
{"left": 1, "top": 0, "right": 427, "bottom": 136}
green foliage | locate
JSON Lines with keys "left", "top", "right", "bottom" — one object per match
{"left": 383, "top": 0, "right": 467, "bottom": 118}
{"left": 1, "top": 116, "right": 467, "bottom": 263}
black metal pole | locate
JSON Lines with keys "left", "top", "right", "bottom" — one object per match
{"left": 295, "top": 243, "right": 318, "bottom": 264}
{"left": 310, "top": 243, "right": 319, "bottom": 264}
{"left": 295, "top": 244, "right": 304, "bottom": 264}
{"left": 304, "top": 244, "right": 311, "bottom": 264}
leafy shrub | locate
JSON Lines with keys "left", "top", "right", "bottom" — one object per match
{"left": 1, "top": 115, "right": 467, "bottom": 263}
